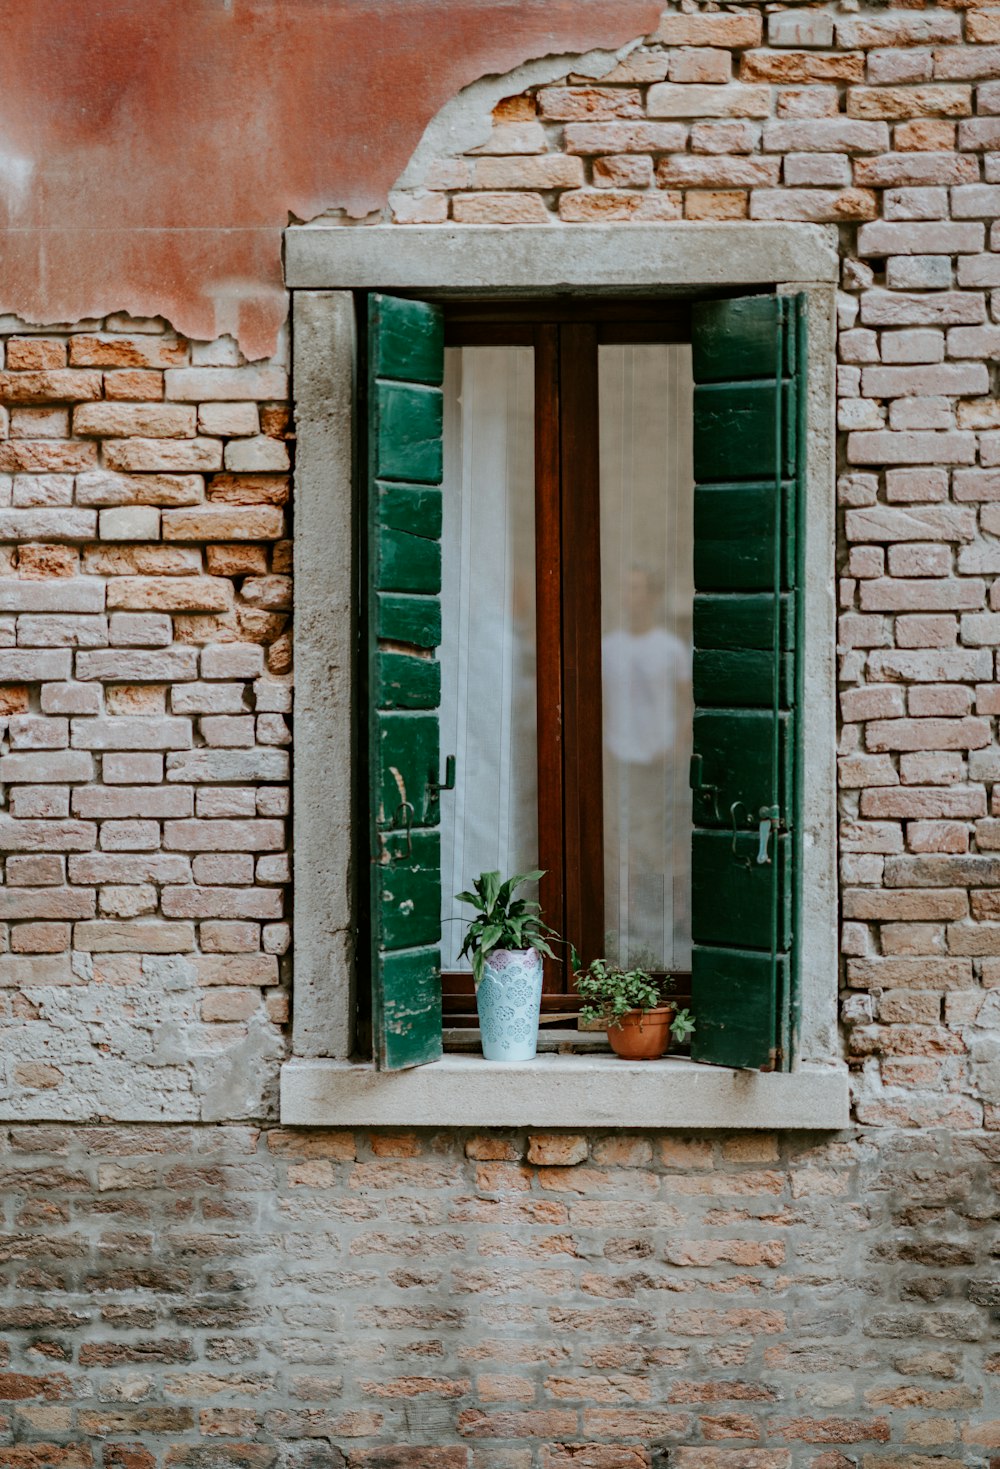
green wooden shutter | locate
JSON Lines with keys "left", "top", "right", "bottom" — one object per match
{"left": 367, "top": 294, "right": 444, "bottom": 1069}
{"left": 689, "top": 294, "right": 806, "bottom": 1071}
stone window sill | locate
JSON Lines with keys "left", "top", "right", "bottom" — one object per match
{"left": 280, "top": 1054, "right": 849, "bottom": 1130}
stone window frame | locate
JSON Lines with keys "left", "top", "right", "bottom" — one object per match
{"left": 281, "top": 221, "right": 848, "bottom": 1128}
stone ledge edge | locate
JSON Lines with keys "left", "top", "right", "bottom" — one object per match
{"left": 280, "top": 1056, "right": 850, "bottom": 1130}
{"left": 284, "top": 221, "right": 839, "bottom": 289}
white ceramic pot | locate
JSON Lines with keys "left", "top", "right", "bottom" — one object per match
{"left": 475, "top": 948, "right": 543, "bottom": 1061}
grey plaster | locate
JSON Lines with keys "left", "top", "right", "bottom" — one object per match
{"left": 291, "top": 291, "right": 357, "bottom": 1060}
{"left": 285, "top": 222, "right": 839, "bottom": 293}
{"left": 281, "top": 1055, "right": 850, "bottom": 1129}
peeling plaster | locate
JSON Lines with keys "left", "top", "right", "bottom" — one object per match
{"left": 393, "top": 43, "right": 637, "bottom": 193}
{"left": 0, "top": 0, "right": 663, "bottom": 357}
{"left": 0, "top": 956, "right": 283, "bottom": 1123}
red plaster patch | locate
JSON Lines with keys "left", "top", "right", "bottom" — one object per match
{"left": 0, "top": 0, "right": 662, "bottom": 356}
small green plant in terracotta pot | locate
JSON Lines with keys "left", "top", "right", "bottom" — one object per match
{"left": 573, "top": 952, "right": 695, "bottom": 1060}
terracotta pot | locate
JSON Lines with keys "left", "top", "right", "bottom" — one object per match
{"left": 607, "top": 1005, "right": 674, "bottom": 1061}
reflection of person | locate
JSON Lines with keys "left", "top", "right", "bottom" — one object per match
{"left": 602, "top": 565, "right": 691, "bottom": 968}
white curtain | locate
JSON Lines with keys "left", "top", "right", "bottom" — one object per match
{"left": 439, "top": 347, "right": 537, "bottom": 968}
{"left": 439, "top": 340, "right": 694, "bottom": 974}
{"left": 599, "top": 344, "right": 694, "bottom": 971}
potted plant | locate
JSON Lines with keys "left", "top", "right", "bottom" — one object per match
{"left": 573, "top": 953, "right": 695, "bottom": 1060}
{"left": 456, "top": 869, "right": 558, "bottom": 1061}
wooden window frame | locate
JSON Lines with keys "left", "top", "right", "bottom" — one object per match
{"left": 441, "top": 301, "right": 693, "bottom": 1019}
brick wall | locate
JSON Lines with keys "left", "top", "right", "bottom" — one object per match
{"left": 0, "top": 324, "right": 292, "bottom": 1121}
{"left": 0, "top": 1124, "right": 996, "bottom": 1466}
{"left": 1, "top": 0, "right": 1000, "bottom": 1461}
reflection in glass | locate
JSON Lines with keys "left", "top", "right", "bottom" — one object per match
{"left": 439, "top": 347, "right": 537, "bottom": 969}
{"left": 599, "top": 344, "right": 694, "bottom": 972}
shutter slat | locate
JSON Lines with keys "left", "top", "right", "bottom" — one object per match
{"left": 690, "top": 294, "right": 806, "bottom": 1071}
{"left": 694, "top": 480, "right": 797, "bottom": 591}
{"left": 368, "top": 294, "right": 445, "bottom": 1070}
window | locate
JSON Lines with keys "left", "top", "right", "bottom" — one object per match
{"left": 436, "top": 308, "right": 695, "bottom": 1029}
{"left": 285, "top": 222, "right": 845, "bottom": 1128}
{"left": 364, "top": 290, "right": 806, "bottom": 1073}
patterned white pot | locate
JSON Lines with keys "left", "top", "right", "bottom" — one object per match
{"left": 476, "top": 948, "right": 543, "bottom": 1061}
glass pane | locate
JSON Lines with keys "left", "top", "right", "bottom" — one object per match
{"left": 440, "top": 346, "right": 537, "bottom": 969}
{"left": 599, "top": 344, "right": 694, "bottom": 973}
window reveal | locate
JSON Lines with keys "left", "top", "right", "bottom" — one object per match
{"left": 437, "top": 318, "right": 695, "bottom": 998}
{"left": 364, "top": 292, "right": 806, "bottom": 1074}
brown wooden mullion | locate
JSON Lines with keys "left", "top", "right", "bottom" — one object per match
{"left": 559, "top": 323, "right": 605, "bottom": 968}
{"left": 534, "top": 324, "right": 566, "bottom": 992}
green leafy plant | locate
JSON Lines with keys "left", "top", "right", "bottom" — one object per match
{"left": 573, "top": 952, "right": 695, "bottom": 1042}
{"left": 669, "top": 1007, "right": 696, "bottom": 1044}
{"left": 573, "top": 955, "right": 670, "bottom": 1027}
{"left": 456, "top": 870, "right": 558, "bottom": 987}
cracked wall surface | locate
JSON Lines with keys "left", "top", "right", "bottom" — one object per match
{"left": 0, "top": 0, "right": 663, "bottom": 357}
{"left": 0, "top": 1, "right": 999, "bottom": 1459}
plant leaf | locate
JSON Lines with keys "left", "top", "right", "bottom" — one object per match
{"left": 479, "top": 923, "right": 503, "bottom": 953}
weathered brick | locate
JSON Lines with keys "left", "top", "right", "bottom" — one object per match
{"left": 763, "top": 119, "right": 890, "bottom": 152}
{"left": 860, "top": 579, "right": 984, "bottom": 612}
{"left": 105, "top": 578, "right": 233, "bottom": 612}
{"left": 647, "top": 84, "right": 770, "bottom": 119}
{"left": 166, "top": 749, "right": 289, "bottom": 782}
{"left": 73, "top": 403, "right": 196, "bottom": 437}
{"left": 558, "top": 190, "right": 682, "bottom": 221}
{"left": 860, "top": 786, "right": 984, "bottom": 819}
{"left": 866, "top": 717, "right": 990, "bottom": 752}
{"left": 750, "top": 188, "right": 878, "bottom": 222}
{"left": 69, "top": 334, "right": 186, "bottom": 368}
{"left": 164, "top": 366, "right": 287, "bottom": 401}
{"left": 98, "top": 507, "right": 161, "bottom": 541}
{"left": 98, "top": 441, "right": 222, "bottom": 483}
{"left": 0, "top": 439, "right": 98, "bottom": 473}
{"left": 75, "top": 470, "right": 203, "bottom": 507}
{"left": 563, "top": 122, "right": 688, "bottom": 154}
{"left": 742, "top": 50, "right": 862, "bottom": 84}
{"left": 653, "top": 12, "right": 761, "bottom": 48}
{"left": 669, "top": 49, "right": 732, "bottom": 86}
{"left": 785, "top": 153, "right": 851, "bottom": 187}
{"left": 471, "top": 156, "right": 583, "bottom": 190}
{"left": 0, "top": 510, "right": 96, "bottom": 540}
{"left": 858, "top": 221, "right": 983, "bottom": 258}
{"left": 527, "top": 1136, "right": 588, "bottom": 1167}
{"left": 655, "top": 157, "right": 779, "bottom": 188}
{"left": 849, "top": 86, "right": 971, "bottom": 120}
{"left": 838, "top": 13, "right": 961, "bottom": 48}
{"left": 869, "top": 649, "right": 986, "bottom": 681}
{"left": 0, "top": 750, "right": 93, "bottom": 784}
{"left": 845, "top": 505, "right": 975, "bottom": 541}
{"left": 160, "top": 886, "right": 282, "bottom": 919}
{"left": 856, "top": 153, "right": 979, "bottom": 189}
{"left": 74, "top": 921, "right": 196, "bottom": 952}
{"left": 72, "top": 718, "right": 192, "bottom": 751}
{"left": 161, "top": 506, "right": 284, "bottom": 541}
{"left": 73, "top": 787, "right": 192, "bottom": 819}
{"left": 162, "top": 819, "right": 284, "bottom": 852}
{"left": 587, "top": 155, "right": 649, "bottom": 190}
{"left": 0, "top": 370, "right": 103, "bottom": 404}
{"left": 848, "top": 431, "right": 977, "bottom": 466}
